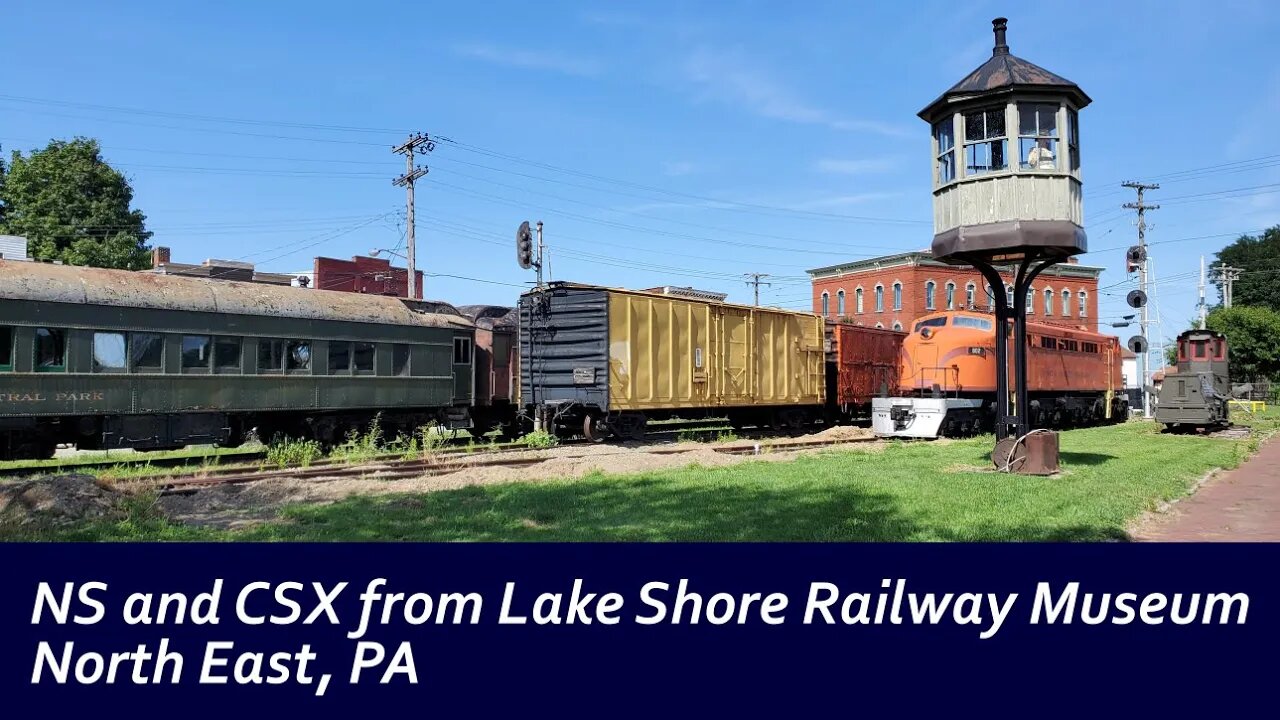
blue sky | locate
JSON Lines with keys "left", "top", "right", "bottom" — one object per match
{"left": 3, "top": 0, "right": 1278, "bottom": 362}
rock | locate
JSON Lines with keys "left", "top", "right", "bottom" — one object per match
{"left": 0, "top": 475, "right": 120, "bottom": 526}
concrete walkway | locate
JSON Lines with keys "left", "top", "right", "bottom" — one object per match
{"left": 1134, "top": 435, "right": 1280, "bottom": 541}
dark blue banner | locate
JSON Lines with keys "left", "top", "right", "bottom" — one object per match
{"left": 0, "top": 543, "right": 1272, "bottom": 715}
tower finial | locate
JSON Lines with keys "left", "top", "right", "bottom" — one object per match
{"left": 993, "top": 17, "right": 1009, "bottom": 56}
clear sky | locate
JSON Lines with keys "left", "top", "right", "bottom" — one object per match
{"left": 3, "top": 0, "right": 1278, "bottom": 362}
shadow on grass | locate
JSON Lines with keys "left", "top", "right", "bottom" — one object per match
{"left": 1059, "top": 451, "right": 1119, "bottom": 467}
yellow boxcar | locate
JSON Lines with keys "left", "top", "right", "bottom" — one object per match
{"left": 519, "top": 282, "right": 825, "bottom": 439}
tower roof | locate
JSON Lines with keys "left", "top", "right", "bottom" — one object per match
{"left": 919, "top": 17, "right": 1091, "bottom": 122}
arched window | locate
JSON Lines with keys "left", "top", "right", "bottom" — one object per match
{"left": 1026, "top": 287, "right": 1034, "bottom": 314}
{"left": 945, "top": 281, "right": 956, "bottom": 310}
{"left": 891, "top": 321, "right": 903, "bottom": 331}
{"left": 986, "top": 284, "right": 995, "bottom": 310}
{"left": 965, "top": 282, "right": 976, "bottom": 309}
{"left": 1043, "top": 288, "right": 1054, "bottom": 316}
{"left": 821, "top": 292, "right": 830, "bottom": 317}
{"left": 875, "top": 322, "right": 884, "bottom": 329}
{"left": 925, "top": 281, "right": 936, "bottom": 310}
{"left": 892, "top": 282, "right": 903, "bottom": 311}
{"left": 855, "top": 287, "right": 864, "bottom": 314}
{"left": 1078, "top": 290, "right": 1088, "bottom": 317}
{"left": 836, "top": 289, "right": 846, "bottom": 316}
{"left": 1061, "top": 289, "right": 1071, "bottom": 316}
{"left": 875, "top": 284, "right": 884, "bottom": 313}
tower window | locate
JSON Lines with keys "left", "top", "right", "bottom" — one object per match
{"left": 1018, "top": 103, "right": 1059, "bottom": 170}
{"left": 934, "top": 118, "right": 955, "bottom": 184}
{"left": 963, "top": 107, "right": 1007, "bottom": 175}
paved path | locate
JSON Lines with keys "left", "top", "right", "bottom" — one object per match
{"left": 1134, "top": 435, "right": 1280, "bottom": 541}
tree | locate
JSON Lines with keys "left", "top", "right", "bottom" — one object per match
{"left": 0, "top": 137, "right": 152, "bottom": 269}
{"left": 1211, "top": 225, "right": 1280, "bottom": 311}
{"left": 1203, "top": 306, "right": 1280, "bottom": 382}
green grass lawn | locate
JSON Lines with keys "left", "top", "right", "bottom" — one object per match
{"left": 6, "top": 417, "right": 1269, "bottom": 542}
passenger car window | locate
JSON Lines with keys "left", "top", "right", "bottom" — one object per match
{"left": 214, "top": 337, "right": 241, "bottom": 371}
{"left": 0, "top": 326, "right": 13, "bottom": 370}
{"left": 392, "top": 344, "right": 410, "bottom": 376}
{"left": 353, "top": 342, "right": 375, "bottom": 374}
{"left": 93, "top": 332, "right": 127, "bottom": 371}
{"left": 329, "top": 343, "right": 351, "bottom": 373}
{"left": 453, "top": 337, "right": 472, "bottom": 364}
{"left": 182, "top": 335, "right": 212, "bottom": 371}
{"left": 34, "top": 328, "right": 66, "bottom": 371}
{"left": 258, "top": 339, "right": 285, "bottom": 372}
{"left": 287, "top": 340, "right": 312, "bottom": 372}
{"left": 130, "top": 333, "right": 164, "bottom": 371}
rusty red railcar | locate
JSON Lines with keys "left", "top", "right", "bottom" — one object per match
{"left": 824, "top": 321, "right": 906, "bottom": 422}
{"left": 456, "top": 305, "right": 521, "bottom": 437}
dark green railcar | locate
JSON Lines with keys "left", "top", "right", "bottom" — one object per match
{"left": 1154, "top": 329, "right": 1231, "bottom": 433}
{"left": 0, "top": 260, "right": 476, "bottom": 460}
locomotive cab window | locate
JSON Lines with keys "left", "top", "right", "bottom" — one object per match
{"left": 453, "top": 337, "right": 473, "bottom": 365}
{"left": 130, "top": 333, "right": 164, "bottom": 372}
{"left": 92, "top": 332, "right": 127, "bottom": 372}
{"left": 34, "top": 328, "right": 66, "bottom": 372}
{"left": 913, "top": 317, "right": 948, "bottom": 333}
{"left": 0, "top": 326, "right": 13, "bottom": 371}
{"left": 952, "top": 316, "right": 993, "bottom": 331}
{"left": 182, "top": 335, "right": 212, "bottom": 372}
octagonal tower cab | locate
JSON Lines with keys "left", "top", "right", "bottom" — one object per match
{"left": 919, "top": 17, "right": 1091, "bottom": 263}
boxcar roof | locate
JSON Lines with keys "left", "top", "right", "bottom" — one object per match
{"left": 527, "top": 281, "right": 819, "bottom": 318}
{"left": 0, "top": 260, "right": 474, "bottom": 330}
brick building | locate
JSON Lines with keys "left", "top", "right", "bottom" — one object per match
{"left": 807, "top": 250, "right": 1102, "bottom": 332}
{"left": 147, "top": 246, "right": 298, "bottom": 286}
{"left": 312, "top": 255, "right": 424, "bottom": 299}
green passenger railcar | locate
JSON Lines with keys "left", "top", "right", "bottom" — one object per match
{"left": 0, "top": 260, "right": 476, "bottom": 460}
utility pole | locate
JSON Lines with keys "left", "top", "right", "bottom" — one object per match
{"left": 1217, "top": 265, "right": 1242, "bottom": 308}
{"left": 1198, "top": 256, "right": 1207, "bottom": 329}
{"left": 1123, "top": 181, "right": 1159, "bottom": 418}
{"left": 744, "top": 273, "right": 771, "bottom": 306}
{"left": 392, "top": 132, "right": 435, "bottom": 299}
{"left": 535, "top": 221, "right": 545, "bottom": 288}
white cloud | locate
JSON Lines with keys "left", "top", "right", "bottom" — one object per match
{"left": 814, "top": 157, "right": 902, "bottom": 175}
{"left": 683, "top": 48, "right": 909, "bottom": 138}
{"left": 451, "top": 43, "right": 603, "bottom": 78}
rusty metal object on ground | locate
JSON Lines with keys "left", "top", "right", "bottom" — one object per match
{"left": 992, "top": 430, "right": 1059, "bottom": 475}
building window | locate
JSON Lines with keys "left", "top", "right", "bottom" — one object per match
{"left": 892, "top": 282, "right": 902, "bottom": 311}
{"left": 1026, "top": 287, "right": 1034, "bottom": 314}
{"left": 836, "top": 289, "right": 846, "bottom": 316}
{"left": 875, "top": 285, "right": 884, "bottom": 313}
{"left": 1005, "top": 284, "right": 1014, "bottom": 310}
{"left": 1078, "top": 290, "right": 1088, "bottom": 317}
{"left": 875, "top": 322, "right": 884, "bottom": 329}
{"left": 963, "top": 107, "right": 1007, "bottom": 175}
{"left": 965, "top": 282, "right": 975, "bottom": 309}
{"left": 1068, "top": 108, "right": 1080, "bottom": 171}
{"left": 182, "top": 335, "right": 212, "bottom": 372}
{"left": 392, "top": 344, "right": 410, "bottom": 377}
{"left": 286, "top": 340, "right": 311, "bottom": 372}
{"left": 821, "top": 292, "right": 830, "bottom": 317}
{"left": 1018, "top": 102, "right": 1059, "bottom": 170}
{"left": 855, "top": 287, "right": 864, "bottom": 314}
{"left": 353, "top": 342, "right": 376, "bottom": 374}
{"left": 214, "top": 337, "right": 242, "bottom": 372}
{"left": 1043, "top": 288, "right": 1054, "bottom": 316}
{"left": 986, "top": 284, "right": 995, "bottom": 310}
{"left": 892, "top": 322, "right": 903, "bottom": 331}
{"left": 130, "top": 333, "right": 164, "bottom": 372}
{"left": 34, "top": 328, "right": 66, "bottom": 372}
{"left": 453, "top": 337, "right": 473, "bottom": 365}
{"left": 925, "top": 281, "right": 936, "bottom": 310}
{"left": 1062, "top": 289, "right": 1071, "bottom": 317}
{"left": 934, "top": 118, "right": 955, "bottom": 184}
{"left": 945, "top": 282, "right": 956, "bottom": 310}
{"left": 0, "top": 326, "right": 11, "bottom": 371}
{"left": 92, "top": 332, "right": 127, "bottom": 372}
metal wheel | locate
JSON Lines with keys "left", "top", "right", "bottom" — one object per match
{"left": 583, "top": 414, "right": 608, "bottom": 443}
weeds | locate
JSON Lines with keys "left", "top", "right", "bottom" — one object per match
{"left": 522, "top": 430, "right": 559, "bottom": 449}
{"left": 715, "top": 430, "right": 740, "bottom": 443}
{"left": 266, "top": 438, "right": 323, "bottom": 469}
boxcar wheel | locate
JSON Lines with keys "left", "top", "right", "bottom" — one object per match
{"left": 583, "top": 414, "right": 608, "bottom": 443}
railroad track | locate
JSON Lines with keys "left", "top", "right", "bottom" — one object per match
{"left": 121, "top": 434, "right": 879, "bottom": 495}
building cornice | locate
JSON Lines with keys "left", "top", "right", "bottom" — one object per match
{"left": 808, "top": 250, "right": 1103, "bottom": 280}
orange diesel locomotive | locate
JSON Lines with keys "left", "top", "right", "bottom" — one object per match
{"left": 871, "top": 310, "right": 1128, "bottom": 438}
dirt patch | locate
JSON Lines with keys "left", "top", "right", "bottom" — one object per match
{"left": 810, "top": 425, "right": 876, "bottom": 442}
{"left": 0, "top": 474, "right": 124, "bottom": 526}
{"left": 156, "top": 438, "right": 883, "bottom": 529}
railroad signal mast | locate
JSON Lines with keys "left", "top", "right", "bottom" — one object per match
{"left": 516, "top": 220, "right": 545, "bottom": 288}
{"left": 1123, "top": 181, "right": 1158, "bottom": 418}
